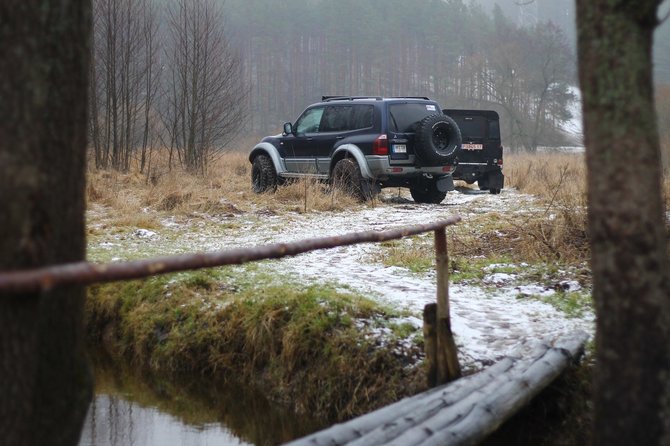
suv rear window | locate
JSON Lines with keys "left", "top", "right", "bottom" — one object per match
{"left": 455, "top": 116, "right": 487, "bottom": 139}
{"left": 388, "top": 103, "right": 438, "bottom": 133}
{"left": 447, "top": 111, "right": 501, "bottom": 141}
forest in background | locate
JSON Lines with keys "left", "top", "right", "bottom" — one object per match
{"left": 225, "top": 0, "right": 578, "bottom": 152}
{"left": 88, "top": 0, "right": 670, "bottom": 173}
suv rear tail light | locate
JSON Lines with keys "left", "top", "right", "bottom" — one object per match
{"left": 442, "top": 166, "right": 454, "bottom": 173}
{"left": 372, "top": 134, "right": 389, "bottom": 155}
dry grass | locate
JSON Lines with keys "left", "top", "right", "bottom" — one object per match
{"left": 87, "top": 149, "right": 667, "bottom": 265}
{"left": 505, "top": 152, "right": 587, "bottom": 203}
{"left": 492, "top": 151, "right": 669, "bottom": 264}
{"left": 501, "top": 153, "right": 589, "bottom": 263}
{"left": 86, "top": 149, "right": 359, "bottom": 223}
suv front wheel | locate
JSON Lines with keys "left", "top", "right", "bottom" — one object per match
{"left": 410, "top": 181, "right": 447, "bottom": 204}
{"left": 332, "top": 158, "right": 374, "bottom": 201}
{"left": 251, "top": 154, "right": 278, "bottom": 193}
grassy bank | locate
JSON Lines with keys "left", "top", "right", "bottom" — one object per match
{"left": 85, "top": 268, "right": 426, "bottom": 420}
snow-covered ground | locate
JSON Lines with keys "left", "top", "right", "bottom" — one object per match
{"left": 89, "top": 187, "right": 594, "bottom": 369}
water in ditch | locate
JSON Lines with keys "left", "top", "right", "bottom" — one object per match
{"left": 78, "top": 353, "right": 328, "bottom": 446}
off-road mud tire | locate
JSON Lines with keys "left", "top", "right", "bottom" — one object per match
{"left": 410, "top": 181, "right": 447, "bottom": 204}
{"left": 414, "top": 114, "right": 462, "bottom": 166}
{"left": 478, "top": 174, "right": 490, "bottom": 191}
{"left": 332, "top": 158, "right": 373, "bottom": 201}
{"left": 479, "top": 172, "right": 502, "bottom": 194}
{"left": 251, "top": 154, "right": 278, "bottom": 193}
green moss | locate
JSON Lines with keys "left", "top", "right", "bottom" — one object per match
{"left": 521, "top": 290, "right": 593, "bottom": 319}
{"left": 450, "top": 255, "right": 515, "bottom": 283}
{"left": 378, "top": 236, "right": 434, "bottom": 273}
{"left": 389, "top": 321, "right": 417, "bottom": 340}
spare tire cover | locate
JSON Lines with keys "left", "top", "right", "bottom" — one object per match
{"left": 414, "top": 114, "right": 462, "bottom": 166}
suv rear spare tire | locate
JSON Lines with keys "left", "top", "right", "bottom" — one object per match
{"left": 414, "top": 114, "right": 462, "bottom": 166}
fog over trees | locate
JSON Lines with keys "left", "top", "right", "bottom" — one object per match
{"left": 475, "top": 0, "right": 670, "bottom": 83}
{"left": 225, "top": 0, "right": 577, "bottom": 152}
{"left": 88, "top": 0, "right": 670, "bottom": 166}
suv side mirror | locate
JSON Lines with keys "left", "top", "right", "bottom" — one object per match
{"left": 283, "top": 122, "right": 293, "bottom": 136}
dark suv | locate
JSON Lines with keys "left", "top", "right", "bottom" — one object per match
{"left": 249, "top": 96, "right": 462, "bottom": 203}
{"left": 444, "top": 109, "right": 504, "bottom": 194}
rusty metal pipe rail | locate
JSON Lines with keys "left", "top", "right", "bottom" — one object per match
{"left": 0, "top": 217, "right": 460, "bottom": 294}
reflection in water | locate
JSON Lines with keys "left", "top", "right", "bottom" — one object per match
{"left": 80, "top": 395, "right": 248, "bottom": 446}
{"left": 78, "top": 353, "right": 329, "bottom": 446}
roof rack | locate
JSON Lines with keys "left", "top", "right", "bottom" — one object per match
{"left": 390, "top": 96, "right": 432, "bottom": 100}
{"left": 321, "top": 95, "right": 383, "bottom": 102}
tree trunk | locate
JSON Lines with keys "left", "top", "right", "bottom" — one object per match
{"left": 0, "top": 1, "right": 92, "bottom": 445}
{"left": 576, "top": 1, "right": 670, "bottom": 444}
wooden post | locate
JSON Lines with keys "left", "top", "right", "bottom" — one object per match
{"left": 423, "top": 303, "right": 437, "bottom": 387}
{"left": 434, "top": 228, "right": 461, "bottom": 384}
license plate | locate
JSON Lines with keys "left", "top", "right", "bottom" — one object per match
{"left": 462, "top": 143, "right": 483, "bottom": 150}
{"left": 393, "top": 144, "right": 407, "bottom": 154}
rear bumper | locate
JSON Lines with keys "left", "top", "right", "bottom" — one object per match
{"left": 366, "top": 155, "right": 456, "bottom": 179}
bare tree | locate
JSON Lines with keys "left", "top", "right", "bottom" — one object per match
{"left": 577, "top": 0, "right": 670, "bottom": 444}
{"left": 139, "top": 0, "right": 161, "bottom": 174}
{"left": 90, "top": 0, "right": 159, "bottom": 171}
{"left": 477, "top": 9, "right": 575, "bottom": 152}
{"left": 162, "top": 0, "right": 246, "bottom": 174}
{"left": 0, "top": 1, "right": 92, "bottom": 445}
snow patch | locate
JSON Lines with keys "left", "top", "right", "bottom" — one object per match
{"left": 134, "top": 229, "right": 158, "bottom": 239}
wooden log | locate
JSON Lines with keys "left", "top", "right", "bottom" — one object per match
{"left": 423, "top": 303, "right": 438, "bottom": 388}
{"left": 434, "top": 228, "right": 461, "bottom": 383}
{"left": 287, "top": 358, "right": 517, "bottom": 446}
{"left": 285, "top": 331, "right": 589, "bottom": 446}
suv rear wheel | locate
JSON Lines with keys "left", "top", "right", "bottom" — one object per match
{"left": 410, "top": 181, "right": 447, "bottom": 204}
{"left": 332, "top": 158, "right": 373, "bottom": 201}
{"left": 251, "top": 154, "right": 278, "bottom": 193}
{"left": 478, "top": 173, "right": 501, "bottom": 195}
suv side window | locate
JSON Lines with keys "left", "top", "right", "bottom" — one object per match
{"left": 320, "top": 106, "right": 350, "bottom": 132}
{"left": 319, "top": 104, "right": 374, "bottom": 133}
{"left": 295, "top": 107, "right": 325, "bottom": 134}
{"left": 349, "top": 104, "right": 373, "bottom": 130}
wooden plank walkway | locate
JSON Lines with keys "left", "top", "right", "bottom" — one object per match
{"left": 286, "top": 330, "right": 589, "bottom": 446}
